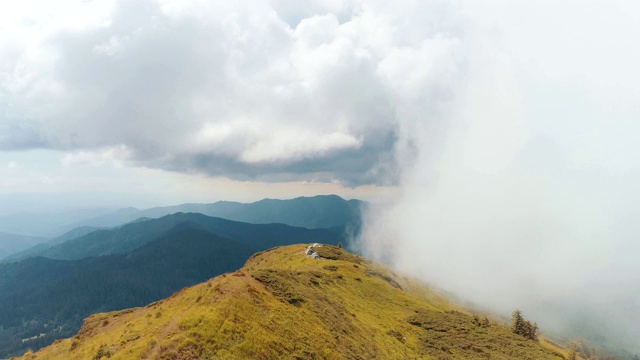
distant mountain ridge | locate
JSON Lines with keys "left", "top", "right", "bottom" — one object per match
{"left": 0, "top": 208, "right": 123, "bottom": 237}
{"left": 3, "top": 195, "right": 363, "bottom": 262}
{"left": 59, "top": 195, "right": 365, "bottom": 233}
{"left": 0, "top": 195, "right": 364, "bottom": 239}
{"left": 3, "top": 226, "right": 101, "bottom": 262}
{"left": 7, "top": 212, "right": 344, "bottom": 262}
{"left": 0, "top": 232, "right": 47, "bottom": 260}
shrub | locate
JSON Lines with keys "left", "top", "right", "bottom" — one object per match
{"left": 93, "top": 344, "right": 112, "bottom": 359}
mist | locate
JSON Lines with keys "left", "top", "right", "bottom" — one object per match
{"left": 359, "top": 1, "right": 640, "bottom": 355}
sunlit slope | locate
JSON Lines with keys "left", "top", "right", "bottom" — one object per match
{"left": 18, "top": 245, "right": 566, "bottom": 360}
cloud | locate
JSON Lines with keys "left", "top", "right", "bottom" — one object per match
{"left": 190, "top": 121, "right": 362, "bottom": 164}
{"left": 2, "top": 0, "right": 456, "bottom": 185}
{"left": 61, "top": 145, "right": 131, "bottom": 167}
{"left": 358, "top": 0, "right": 640, "bottom": 355}
{"left": 239, "top": 129, "right": 362, "bottom": 164}
{"left": 6, "top": 161, "right": 20, "bottom": 168}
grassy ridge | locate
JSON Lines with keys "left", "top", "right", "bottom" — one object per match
{"left": 16, "top": 245, "right": 568, "bottom": 360}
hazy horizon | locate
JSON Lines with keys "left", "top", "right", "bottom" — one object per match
{"left": 0, "top": 189, "right": 379, "bottom": 217}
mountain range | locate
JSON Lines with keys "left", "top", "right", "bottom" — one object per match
{"left": 5, "top": 212, "right": 343, "bottom": 262}
{"left": 0, "top": 210, "right": 350, "bottom": 358}
{"left": 0, "top": 195, "right": 630, "bottom": 359}
{"left": 62, "top": 194, "right": 365, "bottom": 231}
{"left": 0, "top": 195, "right": 365, "bottom": 238}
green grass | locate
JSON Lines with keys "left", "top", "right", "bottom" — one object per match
{"left": 15, "top": 244, "right": 569, "bottom": 360}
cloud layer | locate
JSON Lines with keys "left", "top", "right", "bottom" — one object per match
{"left": 0, "top": 0, "right": 466, "bottom": 186}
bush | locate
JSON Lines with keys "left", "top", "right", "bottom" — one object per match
{"left": 93, "top": 344, "right": 111, "bottom": 359}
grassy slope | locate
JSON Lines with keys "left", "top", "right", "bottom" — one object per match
{"left": 0, "top": 229, "right": 258, "bottom": 358}
{"left": 17, "top": 245, "right": 568, "bottom": 360}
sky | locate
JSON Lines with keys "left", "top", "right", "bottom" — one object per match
{"left": 1, "top": 0, "right": 637, "bottom": 210}
{"left": 1, "top": 0, "right": 640, "bottom": 353}
{"left": 0, "top": 0, "right": 407, "bottom": 211}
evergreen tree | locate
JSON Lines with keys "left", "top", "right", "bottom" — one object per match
{"left": 512, "top": 310, "right": 525, "bottom": 334}
{"left": 512, "top": 309, "right": 538, "bottom": 341}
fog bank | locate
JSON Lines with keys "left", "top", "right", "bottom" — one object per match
{"left": 360, "top": 1, "right": 640, "bottom": 355}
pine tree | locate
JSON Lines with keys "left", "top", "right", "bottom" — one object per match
{"left": 512, "top": 310, "right": 525, "bottom": 335}
{"left": 512, "top": 309, "right": 538, "bottom": 341}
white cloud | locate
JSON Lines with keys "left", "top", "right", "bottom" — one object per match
{"left": 93, "top": 35, "right": 131, "bottom": 58}
{"left": 1, "top": 0, "right": 460, "bottom": 185}
{"left": 61, "top": 145, "right": 131, "bottom": 167}
{"left": 192, "top": 120, "right": 362, "bottom": 164}
{"left": 241, "top": 129, "right": 362, "bottom": 164}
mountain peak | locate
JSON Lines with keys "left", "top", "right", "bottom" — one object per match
{"left": 20, "top": 244, "right": 568, "bottom": 360}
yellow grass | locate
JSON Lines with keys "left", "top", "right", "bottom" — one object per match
{"left": 17, "top": 244, "right": 569, "bottom": 360}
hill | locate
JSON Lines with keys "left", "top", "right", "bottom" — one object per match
{"left": 0, "top": 232, "right": 48, "bottom": 260}
{"left": 16, "top": 245, "right": 570, "bottom": 360}
{"left": 5, "top": 212, "right": 342, "bottom": 262}
{"left": 0, "top": 219, "right": 344, "bottom": 358}
{"left": 3, "top": 226, "right": 100, "bottom": 263}
{"left": 0, "top": 229, "right": 256, "bottom": 358}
